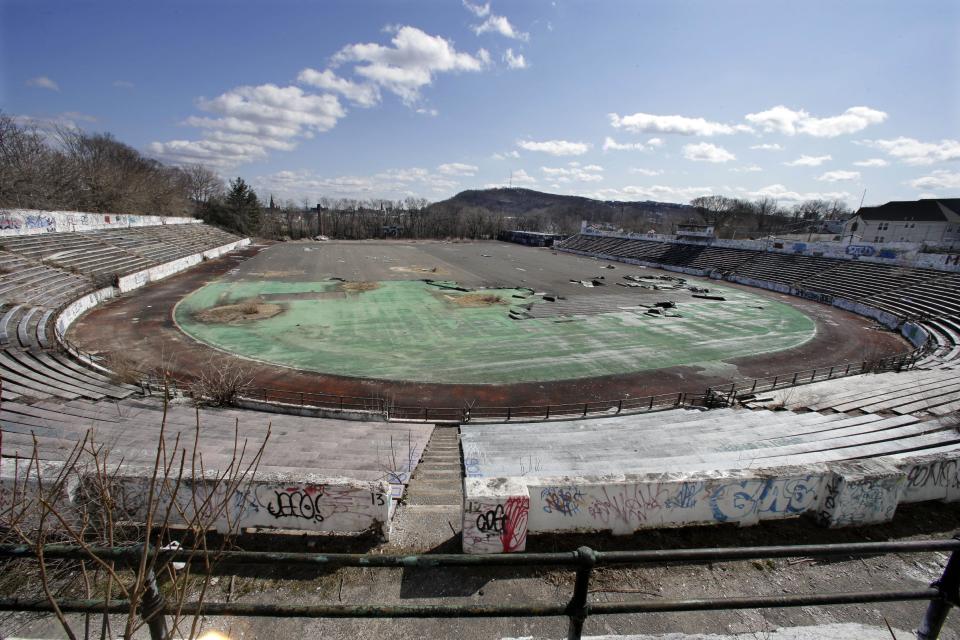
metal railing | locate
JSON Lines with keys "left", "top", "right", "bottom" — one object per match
{"left": 706, "top": 347, "right": 925, "bottom": 407}
{"left": 1, "top": 538, "right": 959, "bottom": 639}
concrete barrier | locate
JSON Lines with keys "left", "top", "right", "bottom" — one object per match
{"left": 1, "top": 461, "right": 391, "bottom": 539}
{"left": 55, "top": 239, "right": 250, "bottom": 341}
{"left": 0, "top": 209, "right": 198, "bottom": 237}
{"left": 0, "top": 460, "right": 80, "bottom": 533}
{"left": 463, "top": 458, "right": 921, "bottom": 553}
{"left": 117, "top": 238, "right": 250, "bottom": 293}
{"left": 98, "top": 468, "right": 391, "bottom": 538}
{"left": 898, "top": 452, "right": 960, "bottom": 503}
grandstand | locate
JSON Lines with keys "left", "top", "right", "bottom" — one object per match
{"left": 2, "top": 212, "right": 960, "bottom": 558}
{"left": 558, "top": 232, "right": 960, "bottom": 355}
{"left": 0, "top": 213, "right": 247, "bottom": 406}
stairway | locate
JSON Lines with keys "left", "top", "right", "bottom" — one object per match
{"left": 387, "top": 425, "right": 464, "bottom": 551}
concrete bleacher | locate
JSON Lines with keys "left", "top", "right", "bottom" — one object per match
{"left": 745, "top": 370, "right": 960, "bottom": 417}
{"left": 460, "top": 407, "right": 960, "bottom": 553}
{"left": 1, "top": 397, "right": 433, "bottom": 537}
{"left": 558, "top": 234, "right": 960, "bottom": 328}
{"left": 0, "top": 221, "right": 247, "bottom": 404}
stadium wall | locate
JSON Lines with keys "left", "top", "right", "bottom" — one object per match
{"left": 0, "top": 208, "right": 199, "bottom": 237}
{"left": 55, "top": 238, "right": 250, "bottom": 355}
{"left": 463, "top": 453, "right": 960, "bottom": 553}
{"left": 0, "top": 462, "right": 392, "bottom": 539}
{"left": 579, "top": 226, "right": 960, "bottom": 273}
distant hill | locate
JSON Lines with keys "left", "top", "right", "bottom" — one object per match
{"left": 427, "top": 188, "right": 700, "bottom": 233}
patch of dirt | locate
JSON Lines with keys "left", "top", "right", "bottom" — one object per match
{"left": 452, "top": 293, "right": 506, "bottom": 307}
{"left": 389, "top": 265, "right": 443, "bottom": 274}
{"left": 341, "top": 281, "right": 380, "bottom": 293}
{"left": 245, "top": 270, "right": 305, "bottom": 278}
{"left": 195, "top": 299, "right": 283, "bottom": 324}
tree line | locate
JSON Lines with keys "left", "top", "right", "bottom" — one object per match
{"left": 1, "top": 114, "right": 856, "bottom": 241}
{"left": 690, "top": 195, "right": 853, "bottom": 239}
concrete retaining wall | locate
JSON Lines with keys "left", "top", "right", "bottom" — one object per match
{"left": 1, "top": 461, "right": 391, "bottom": 538}
{"left": 463, "top": 454, "right": 958, "bottom": 552}
{"left": 901, "top": 322, "right": 930, "bottom": 348}
{"left": 55, "top": 239, "right": 250, "bottom": 339}
{"left": 0, "top": 208, "right": 198, "bottom": 237}
{"left": 117, "top": 238, "right": 249, "bottom": 293}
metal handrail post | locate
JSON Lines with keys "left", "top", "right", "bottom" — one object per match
{"left": 140, "top": 565, "right": 169, "bottom": 640}
{"left": 918, "top": 541, "right": 960, "bottom": 639}
{"left": 566, "top": 546, "right": 596, "bottom": 640}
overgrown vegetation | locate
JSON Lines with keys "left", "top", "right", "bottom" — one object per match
{"left": 0, "top": 391, "right": 270, "bottom": 639}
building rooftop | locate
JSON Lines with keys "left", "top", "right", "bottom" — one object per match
{"left": 856, "top": 198, "right": 960, "bottom": 222}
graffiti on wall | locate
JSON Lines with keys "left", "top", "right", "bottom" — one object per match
{"left": 463, "top": 497, "right": 530, "bottom": 554}
{"left": 846, "top": 245, "right": 876, "bottom": 257}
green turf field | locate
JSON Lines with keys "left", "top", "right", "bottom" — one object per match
{"left": 174, "top": 279, "right": 815, "bottom": 384}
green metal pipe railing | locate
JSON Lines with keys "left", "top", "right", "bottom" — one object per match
{"left": 1, "top": 539, "right": 959, "bottom": 639}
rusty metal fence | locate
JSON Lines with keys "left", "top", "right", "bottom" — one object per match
{"left": 1, "top": 538, "right": 959, "bottom": 639}
{"left": 706, "top": 347, "right": 925, "bottom": 407}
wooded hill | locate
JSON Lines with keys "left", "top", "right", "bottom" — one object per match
{"left": 426, "top": 188, "right": 700, "bottom": 234}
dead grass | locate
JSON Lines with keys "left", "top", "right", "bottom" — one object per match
{"left": 102, "top": 351, "right": 145, "bottom": 385}
{"left": 195, "top": 299, "right": 283, "bottom": 324}
{"left": 453, "top": 293, "right": 506, "bottom": 307}
{"left": 342, "top": 281, "right": 380, "bottom": 293}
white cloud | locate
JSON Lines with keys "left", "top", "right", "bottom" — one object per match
{"left": 26, "top": 76, "right": 59, "bottom": 91}
{"left": 817, "top": 170, "right": 860, "bottom": 182}
{"left": 508, "top": 169, "right": 537, "bottom": 185}
{"left": 437, "top": 162, "right": 478, "bottom": 176}
{"left": 333, "top": 26, "right": 489, "bottom": 104}
{"left": 462, "top": 0, "right": 490, "bottom": 17}
{"left": 297, "top": 68, "right": 380, "bottom": 107}
{"left": 503, "top": 48, "right": 527, "bottom": 69}
{"left": 492, "top": 150, "right": 521, "bottom": 160}
{"left": 151, "top": 83, "right": 346, "bottom": 167}
{"left": 858, "top": 137, "right": 960, "bottom": 166}
{"left": 730, "top": 164, "right": 763, "bottom": 173}
{"left": 416, "top": 107, "right": 439, "bottom": 117}
{"left": 745, "top": 105, "right": 887, "bottom": 137}
{"left": 472, "top": 14, "right": 529, "bottom": 41}
{"left": 646, "top": 137, "right": 665, "bottom": 147}
{"left": 682, "top": 142, "right": 735, "bottom": 163}
{"left": 12, "top": 112, "right": 96, "bottom": 132}
{"left": 541, "top": 163, "right": 603, "bottom": 183}
{"left": 517, "top": 139, "right": 590, "bottom": 156}
{"left": 198, "top": 84, "right": 345, "bottom": 133}
{"left": 853, "top": 158, "right": 889, "bottom": 168}
{"left": 784, "top": 154, "right": 832, "bottom": 167}
{"left": 255, "top": 166, "right": 464, "bottom": 201}
{"left": 750, "top": 143, "right": 783, "bottom": 151}
{"left": 744, "top": 183, "right": 852, "bottom": 203}
{"left": 629, "top": 168, "right": 663, "bottom": 176}
{"left": 591, "top": 185, "right": 714, "bottom": 203}
{"left": 908, "top": 170, "right": 960, "bottom": 190}
{"left": 609, "top": 112, "right": 745, "bottom": 136}
{"left": 602, "top": 136, "right": 647, "bottom": 152}
{"left": 147, "top": 139, "right": 269, "bottom": 168}
{"left": 112, "top": 80, "right": 135, "bottom": 89}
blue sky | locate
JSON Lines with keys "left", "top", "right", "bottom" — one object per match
{"left": 3, "top": 0, "right": 959, "bottom": 207}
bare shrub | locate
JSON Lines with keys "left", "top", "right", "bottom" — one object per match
{"left": 101, "top": 351, "right": 146, "bottom": 385}
{"left": 190, "top": 358, "right": 253, "bottom": 407}
{"left": 239, "top": 300, "right": 260, "bottom": 315}
{"left": 0, "top": 391, "right": 270, "bottom": 640}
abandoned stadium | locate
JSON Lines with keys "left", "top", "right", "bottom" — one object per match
{"left": 2, "top": 209, "right": 960, "bottom": 639}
